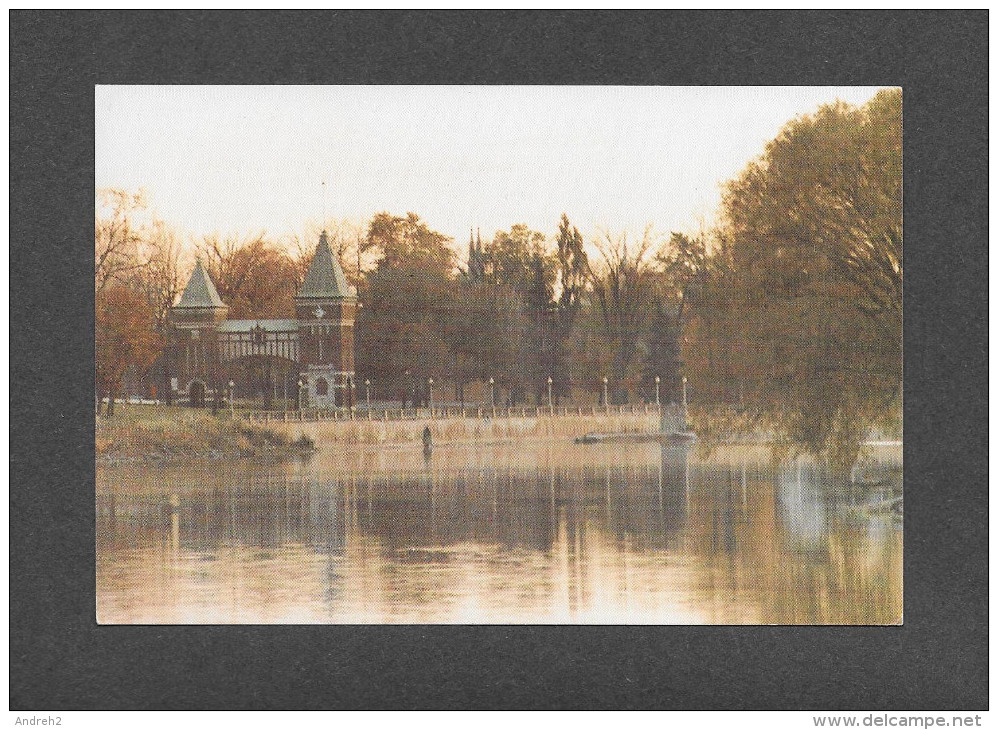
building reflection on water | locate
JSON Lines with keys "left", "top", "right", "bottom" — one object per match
{"left": 96, "top": 442, "right": 901, "bottom": 624}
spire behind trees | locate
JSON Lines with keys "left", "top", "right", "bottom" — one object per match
{"left": 467, "top": 227, "right": 485, "bottom": 283}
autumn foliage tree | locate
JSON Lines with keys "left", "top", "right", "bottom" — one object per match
{"left": 365, "top": 212, "right": 454, "bottom": 274}
{"left": 685, "top": 89, "right": 902, "bottom": 467}
{"left": 196, "top": 234, "right": 301, "bottom": 319}
{"left": 96, "top": 188, "right": 187, "bottom": 407}
{"left": 96, "top": 284, "right": 162, "bottom": 416}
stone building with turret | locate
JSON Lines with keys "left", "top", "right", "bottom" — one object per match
{"left": 166, "top": 231, "right": 357, "bottom": 409}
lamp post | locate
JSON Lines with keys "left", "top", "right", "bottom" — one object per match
{"left": 681, "top": 376, "right": 688, "bottom": 426}
{"left": 228, "top": 380, "right": 235, "bottom": 418}
{"left": 365, "top": 378, "right": 371, "bottom": 409}
{"left": 547, "top": 376, "right": 553, "bottom": 415}
{"left": 427, "top": 378, "right": 434, "bottom": 416}
{"left": 488, "top": 377, "right": 495, "bottom": 414}
{"left": 298, "top": 378, "right": 305, "bottom": 414}
{"left": 655, "top": 375, "right": 660, "bottom": 407}
{"left": 602, "top": 376, "right": 609, "bottom": 409}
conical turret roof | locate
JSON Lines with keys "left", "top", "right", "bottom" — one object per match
{"left": 297, "top": 231, "right": 355, "bottom": 299}
{"left": 174, "top": 260, "right": 227, "bottom": 309}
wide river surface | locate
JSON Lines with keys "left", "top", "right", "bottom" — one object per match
{"left": 97, "top": 440, "right": 902, "bottom": 624}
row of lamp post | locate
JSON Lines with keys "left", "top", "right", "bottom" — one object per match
{"left": 261, "top": 374, "right": 685, "bottom": 415}
{"left": 407, "top": 374, "right": 678, "bottom": 410}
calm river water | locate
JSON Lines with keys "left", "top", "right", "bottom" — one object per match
{"left": 96, "top": 440, "right": 902, "bottom": 624}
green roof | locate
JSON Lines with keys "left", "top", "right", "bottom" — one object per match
{"left": 297, "top": 231, "right": 355, "bottom": 300}
{"left": 175, "top": 260, "right": 227, "bottom": 309}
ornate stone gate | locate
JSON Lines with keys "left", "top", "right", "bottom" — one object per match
{"left": 167, "top": 231, "right": 357, "bottom": 408}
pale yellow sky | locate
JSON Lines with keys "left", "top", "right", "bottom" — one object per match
{"left": 96, "top": 85, "right": 887, "bottom": 247}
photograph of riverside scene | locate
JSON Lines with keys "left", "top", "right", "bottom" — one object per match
{"left": 95, "top": 86, "right": 901, "bottom": 624}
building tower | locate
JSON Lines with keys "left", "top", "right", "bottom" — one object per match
{"left": 294, "top": 231, "right": 358, "bottom": 408}
{"left": 169, "top": 259, "right": 229, "bottom": 406}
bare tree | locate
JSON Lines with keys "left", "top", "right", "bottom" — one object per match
{"left": 139, "top": 218, "right": 189, "bottom": 328}
{"left": 581, "top": 226, "right": 661, "bottom": 402}
{"left": 195, "top": 232, "right": 244, "bottom": 289}
{"left": 285, "top": 218, "right": 371, "bottom": 289}
{"left": 95, "top": 188, "right": 148, "bottom": 294}
{"left": 195, "top": 233, "right": 302, "bottom": 319}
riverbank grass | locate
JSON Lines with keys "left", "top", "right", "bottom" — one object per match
{"left": 96, "top": 405, "right": 314, "bottom": 463}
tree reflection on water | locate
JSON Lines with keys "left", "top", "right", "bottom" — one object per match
{"left": 97, "top": 441, "right": 901, "bottom": 624}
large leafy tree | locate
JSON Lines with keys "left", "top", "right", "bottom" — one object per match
{"left": 449, "top": 278, "right": 527, "bottom": 405}
{"left": 479, "top": 224, "right": 557, "bottom": 404}
{"left": 686, "top": 89, "right": 902, "bottom": 467}
{"left": 356, "top": 213, "right": 456, "bottom": 404}
{"left": 486, "top": 224, "right": 548, "bottom": 292}
{"left": 365, "top": 211, "right": 454, "bottom": 276}
{"left": 550, "top": 214, "right": 588, "bottom": 401}
{"left": 643, "top": 232, "right": 709, "bottom": 401}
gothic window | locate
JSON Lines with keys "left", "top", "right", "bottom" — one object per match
{"left": 252, "top": 324, "right": 266, "bottom": 345}
{"left": 315, "top": 377, "right": 329, "bottom": 396}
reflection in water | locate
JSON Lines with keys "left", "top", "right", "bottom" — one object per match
{"left": 96, "top": 442, "right": 902, "bottom": 624}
